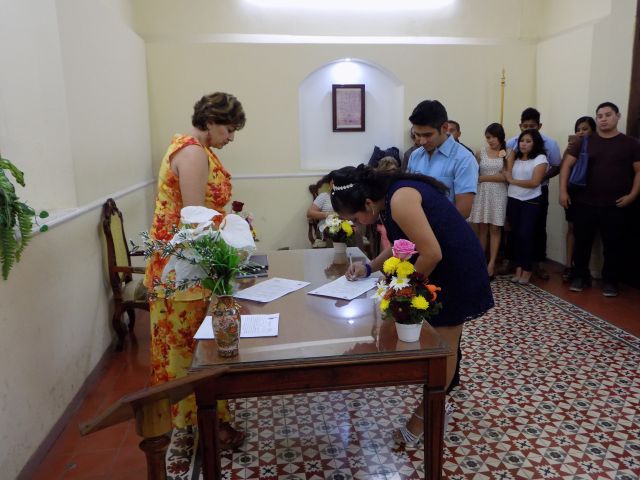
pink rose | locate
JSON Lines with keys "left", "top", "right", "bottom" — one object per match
{"left": 392, "top": 239, "right": 416, "bottom": 260}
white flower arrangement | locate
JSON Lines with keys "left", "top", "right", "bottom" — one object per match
{"left": 143, "top": 206, "right": 256, "bottom": 296}
{"left": 323, "top": 214, "right": 355, "bottom": 243}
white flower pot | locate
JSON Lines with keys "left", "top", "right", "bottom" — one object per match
{"left": 395, "top": 321, "right": 423, "bottom": 342}
{"left": 333, "top": 242, "right": 347, "bottom": 264}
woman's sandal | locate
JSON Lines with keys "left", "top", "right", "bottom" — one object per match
{"left": 393, "top": 402, "right": 457, "bottom": 448}
{"left": 219, "top": 422, "right": 246, "bottom": 451}
{"left": 393, "top": 412, "right": 424, "bottom": 447}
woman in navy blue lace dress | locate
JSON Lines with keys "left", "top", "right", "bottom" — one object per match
{"left": 330, "top": 164, "right": 494, "bottom": 446}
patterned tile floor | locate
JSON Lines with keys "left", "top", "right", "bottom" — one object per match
{"left": 30, "top": 269, "right": 640, "bottom": 479}
{"left": 163, "top": 278, "right": 640, "bottom": 480}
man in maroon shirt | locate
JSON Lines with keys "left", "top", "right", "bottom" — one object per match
{"left": 559, "top": 102, "right": 640, "bottom": 296}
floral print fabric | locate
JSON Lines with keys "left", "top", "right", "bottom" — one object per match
{"left": 145, "top": 134, "right": 233, "bottom": 427}
{"left": 144, "top": 135, "right": 232, "bottom": 301}
{"left": 150, "top": 299, "right": 231, "bottom": 427}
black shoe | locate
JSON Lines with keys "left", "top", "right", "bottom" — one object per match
{"left": 569, "top": 277, "right": 584, "bottom": 292}
{"left": 602, "top": 282, "right": 619, "bottom": 297}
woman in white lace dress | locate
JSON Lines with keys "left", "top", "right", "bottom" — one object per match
{"left": 469, "top": 123, "right": 509, "bottom": 279}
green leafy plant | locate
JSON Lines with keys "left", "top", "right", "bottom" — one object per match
{"left": 0, "top": 156, "right": 48, "bottom": 280}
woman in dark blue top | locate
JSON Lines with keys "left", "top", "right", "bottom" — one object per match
{"left": 330, "top": 164, "right": 494, "bottom": 446}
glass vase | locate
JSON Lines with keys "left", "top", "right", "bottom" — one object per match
{"left": 208, "top": 295, "right": 241, "bottom": 357}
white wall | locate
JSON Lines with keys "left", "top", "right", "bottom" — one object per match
{"left": 0, "top": 1, "right": 153, "bottom": 476}
{"left": 145, "top": 40, "right": 536, "bottom": 249}
{"left": 299, "top": 59, "right": 404, "bottom": 170}
{"left": 133, "top": 0, "right": 533, "bottom": 39}
{"left": 535, "top": 0, "right": 636, "bottom": 266}
{"left": 587, "top": 0, "right": 636, "bottom": 121}
{"left": 57, "top": 0, "right": 153, "bottom": 204}
{"left": 0, "top": 0, "right": 76, "bottom": 209}
{"left": 536, "top": 26, "right": 594, "bottom": 263}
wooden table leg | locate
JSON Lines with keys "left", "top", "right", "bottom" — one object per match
{"left": 423, "top": 384, "right": 445, "bottom": 480}
{"left": 139, "top": 435, "right": 170, "bottom": 480}
{"left": 198, "top": 404, "right": 220, "bottom": 480}
{"left": 135, "top": 398, "right": 172, "bottom": 480}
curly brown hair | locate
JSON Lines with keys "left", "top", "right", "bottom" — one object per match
{"left": 192, "top": 92, "right": 246, "bottom": 130}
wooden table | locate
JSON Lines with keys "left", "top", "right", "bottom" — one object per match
{"left": 191, "top": 248, "right": 451, "bottom": 480}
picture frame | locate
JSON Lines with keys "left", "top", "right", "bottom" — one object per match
{"left": 332, "top": 84, "right": 365, "bottom": 132}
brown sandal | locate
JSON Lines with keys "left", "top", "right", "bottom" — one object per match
{"left": 219, "top": 422, "right": 246, "bottom": 451}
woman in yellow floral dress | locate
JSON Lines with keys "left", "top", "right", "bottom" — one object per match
{"left": 144, "top": 92, "right": 246, "bottom": 449}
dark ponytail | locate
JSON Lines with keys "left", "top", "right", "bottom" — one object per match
{"left": 330, "top": 164, "right": 448, "bottom": 214}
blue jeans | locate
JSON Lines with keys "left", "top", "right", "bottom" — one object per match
{"left": 507, "top": 196, "right": 541, "bottom": 272}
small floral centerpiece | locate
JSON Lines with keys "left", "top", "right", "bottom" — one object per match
{"left": 375, "top": 240, "right": 442, "bottom": 328}
{"left": 143, "top": 206, "right": 256, "bottom": 297}
{"left": 323, "top": 214, "right": 355, "bottom": 243}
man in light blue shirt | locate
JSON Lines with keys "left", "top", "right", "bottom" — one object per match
{"left": 407, "top": 100, "right": 478, "bottom": 218}
{"left": 406, "top": 99, "right": 479, "bottom": 397}
{"left": 505, "top": 107, "right": 561, "bottom": 280}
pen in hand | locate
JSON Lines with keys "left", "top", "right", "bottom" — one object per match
{"left": 346, "top": 253, "right": 355, "bottom": 281}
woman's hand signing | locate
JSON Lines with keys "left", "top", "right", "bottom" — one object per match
{"left": 345, "top": 262, "right": 367, "bottom": 281}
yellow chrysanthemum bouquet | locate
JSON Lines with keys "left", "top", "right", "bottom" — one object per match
{"left": 323, "top": 214, "right": 355, "bottom": 244}
{"left": 375, "top": 239, "right": 442, "bottom": 325}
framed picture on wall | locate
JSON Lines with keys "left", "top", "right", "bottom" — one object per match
{"left": 332, "top": 84, "right": 365, "bottom": 132}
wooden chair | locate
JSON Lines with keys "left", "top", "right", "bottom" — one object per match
{"left": 80, "top": 367, "right": 228, "bottom": 480}
{"left": 100, "top": 198, "right": 149, "bottom": 351}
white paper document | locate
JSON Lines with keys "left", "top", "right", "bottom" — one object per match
{"left": 307, "top": 275, "right": 379, "bottom": 301}
{"left": 234, "top": 277, "right": 310, "bottom": 303}
{"left": 194, "top": 314, "right": 280, "bottom": 339}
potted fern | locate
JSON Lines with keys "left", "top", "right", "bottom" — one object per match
{"left": 0, "top": 155, "right": 48, "bottom": 279}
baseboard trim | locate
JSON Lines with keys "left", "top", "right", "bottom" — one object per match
{"left": 16, "top": 344, "right": 114, "bottom": 480}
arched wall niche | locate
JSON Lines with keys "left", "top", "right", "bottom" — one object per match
{"left": 299, "top": 58, "right": 404, "bottom": 171}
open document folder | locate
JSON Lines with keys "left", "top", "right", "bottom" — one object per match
{"left": 194, "top": 314, "right": 279, "bottom": 339}
{"left": 307, "top": 275, "right": 379, "bottom": 301}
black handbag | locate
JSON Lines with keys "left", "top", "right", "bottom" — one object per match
{"left": 569, "top": 136, "right": 589, "bottom": 188}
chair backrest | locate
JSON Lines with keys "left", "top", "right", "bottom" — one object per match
{"left": 100, "top": 198, "right": 134, "bottom": 295}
